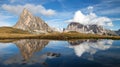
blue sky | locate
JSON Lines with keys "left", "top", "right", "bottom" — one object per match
{"left": 0, "top": 0, "right": 120, "bottom": 30}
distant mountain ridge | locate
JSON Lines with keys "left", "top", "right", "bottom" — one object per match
{"left": 115, "top": 29, "right": 120, "bottom": 35}
{"left": 65, "top": 22, "right": 117, "bottom": 35}
{"left": 13, "top": 8, "right": 53, "bottom": 33}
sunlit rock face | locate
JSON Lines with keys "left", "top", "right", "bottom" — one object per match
{"left": 13, "top": 8, "right": 52, "bottom": 33}
{"left": 65, "top": 22, "right": 117, "bottom": 35}
{"left": 68, "top": 39, "right": 113, "bottom": 57}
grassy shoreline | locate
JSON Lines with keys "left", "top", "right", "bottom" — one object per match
{"left": 0, "top": 32, "right": 120, "bottom": 40}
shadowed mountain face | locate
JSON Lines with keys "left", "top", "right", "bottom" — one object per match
{"left": 65, "top": 22, "right": 117, "bottom": 35}
{"left": 115, "top": 29, "right": 120, "bottom": 35}
{"left": 13, "top": 8, "right": 52, "bottom": 33}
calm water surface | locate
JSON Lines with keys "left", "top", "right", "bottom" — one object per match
{"left": 0, "top": 39, "right": 120, "bottom": 67}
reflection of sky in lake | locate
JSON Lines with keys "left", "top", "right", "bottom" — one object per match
{"left": 0, "top": 43, "right": 19, "bottom": 58}
{"left": 0, "top": 39, "right": 120, "bottom": 67}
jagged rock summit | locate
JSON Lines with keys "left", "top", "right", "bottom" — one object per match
{"left": 115, "top": 29, "right": 120, "bottom": 35}
{"left": 13, "top": 8, "right": 52, "bottom": 33}
{"left": 65, "top": 22, "right": 117, "bottom": 35}
{"left": 65, "top": 22, "right": 106, "bottom": 35}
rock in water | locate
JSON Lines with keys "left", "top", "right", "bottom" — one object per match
{"left": 13, "top": 8, "right": 52, "bottom": 33}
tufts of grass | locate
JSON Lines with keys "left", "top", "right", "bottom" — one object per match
{"left": 0, "top": 27, "right": 30, "bottom": 34}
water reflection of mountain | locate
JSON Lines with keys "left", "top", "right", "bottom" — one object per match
{"left": 68, "top": 39, "right": 113, "bottom": 57}
{"left": 15, "top": 39, "right": 49, "bottom": 61}
{"left": 68, "top": 40, "right": 120, "bottom": 67}
{"left": 4, "top": 39, "right": 60, "bottom": 65}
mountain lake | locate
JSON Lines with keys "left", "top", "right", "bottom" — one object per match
{"left": 0, "top": 39, "right": 120, "bottom": 67}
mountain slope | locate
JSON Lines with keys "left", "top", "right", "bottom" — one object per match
{"left": 13, "top": 8, "right": 52, "bottom": 33}
{"left": 0, "top": 27, "right": 29, "bottom": 34}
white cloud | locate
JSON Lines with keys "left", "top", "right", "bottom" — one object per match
{"left": 0, "top": 14, "right": 13, "bottom": 27}
{"left": 111, "top": 18, "right": 120, "bottom": 21}
{"left": 10, "top": 0, "right": 16, "bottom": 3}
{"left": 87, "top": 6, "right": 94, "bottom": 10}
{"left": 0, "top": 43, "right": 12, "bottom": 49}
{"left": 2, "top": 4, "right": 56, "bottom": 16}
{"left": 89, "top": 0, "right": 120, "bottom": 15}
{"left": 45, "top": 11, "right": 73, "bottom": 29}
{"left": 87, "top": 6, "right": 94, "bottom": 13}
{"left": 0, "top": 14, "right": 13, "bottom": 20}
{"left": 67, "top": 6, "right": 113, "bottom": 27}
{"left": 0, "top": 43, "right": 15, "bottom": 56}
{"left": 46, "top": 19, "right": 67, "bottom": 31}
{"left": 0, "top": 21, "right": 12, "bottom": 27}
{"left": 98, "top": 7, "right": 120, "bottom": 15}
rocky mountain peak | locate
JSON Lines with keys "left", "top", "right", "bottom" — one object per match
{"left": 115, "top": 29, "right": 120, "bottom": 35}
{"left": 21, "top": 8, "right": 33, "bottom": 18}
{"left": 13, "top": 8, "right": 53, "bottom": 33}
{"left": 65, "top": 22, "right": 117, "bottom": 35}
{"left": 23, "top": 8, "right": 28, "bottom": 13}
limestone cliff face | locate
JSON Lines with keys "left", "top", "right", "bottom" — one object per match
{"left": 65, "top": 22, "right": 117, "bottom": 35}
{"left": 115, "top": 29, "right": 120, "bottom": 35}
{"left": 13, "top": 8, "right": 52, "bottom": 33}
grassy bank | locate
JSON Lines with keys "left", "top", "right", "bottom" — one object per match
{"left": 0, "top": 32, "right": 120, "bottom": 40}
